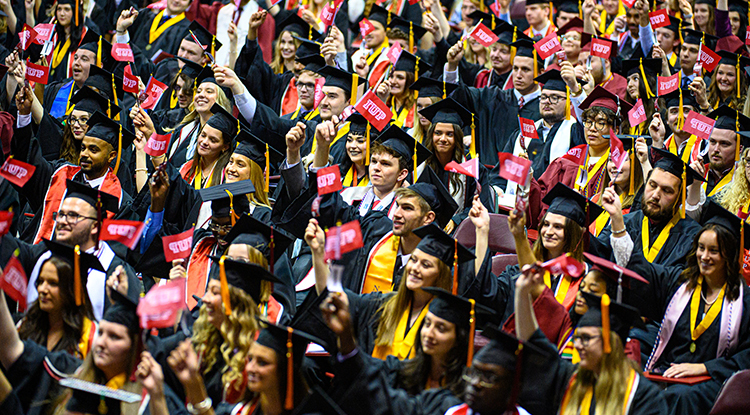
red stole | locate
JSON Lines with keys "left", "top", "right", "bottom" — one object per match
{"left": 502, "top": 286, "right": 572, "bottom": 346}
{"left": 280, "top": 78, "right": 299, "bottom": 116}
{"left": 179, "top": 159, "right": 195, "bottom": 183}
{"left": 368, "top": 59, "right": 391, "bottom": 89}
{"left": 185, "top": 235, "right": 217, "bottom": 310}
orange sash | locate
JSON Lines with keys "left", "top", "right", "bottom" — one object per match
{"left": 361, "top": 232, "right": 399, "bottom": 294}
{"left": 185, "top": 236, "right": 217, "bottom": 310}
{"left": 280, "top": 78, "right": 299, "bottom": 116}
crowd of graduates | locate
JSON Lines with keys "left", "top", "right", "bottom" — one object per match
{"left": 1, "top": 0, "right": 750, "bottom": 413}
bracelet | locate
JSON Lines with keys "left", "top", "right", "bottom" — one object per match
{"left": 612, "top": 227, "right": 627, "bottom": 236}
{"left": 135, "top": 168, "right": 148, "bottom": 173}
{"left": 186, "top": 397, "right": 212, "bottom": 415}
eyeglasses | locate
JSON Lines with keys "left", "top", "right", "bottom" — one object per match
{"left": 561, "top": 34, "right": 581, "bottom": 42}
{"left": 53, "top": 211, "right": 97, "bottom": 225}
{"left": 67, "top": 116, "right": 89, "bottom": 126}
{"left": 572, "top": 333, "right": 602, "bottom": 347}
{"left": 209, "top": 222, "right": 233, "bottom": 234}
{"left": 583, "top": 118, "right": 610, "bottom": 132}
{"left": 540, "top": 94, "right": 566, "bottom": 104}
{"left": 461, "top": 367, "right": 503, "bottom": 388}
{"left": 297, "top": 82, "right": 316, "bottom": 91}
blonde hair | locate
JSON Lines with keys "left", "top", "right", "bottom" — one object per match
{"left": 271, "top": 30, "right": 301, "bottom": 74}
{"left": 246, "top": 160, "right": 271, "bottom": 208}
{"left": 235, "top": 245, "right": 273, "bottom": 304}
{"left": 192, "top": 307, "right": 224, "bottom": 378}
{"left": 560, "top": 330, "right": 640, "bottom": 415}
{"left": 708, "top": 67, "right": 747, "bottom": 112}
{"left": 716, "top": 147, "right": 750, "bottom": 214}
{"left": 412, "top": 96, "right": 441, "bottom": 143}
{"left": 219, "top": 286, "right": 259, "bottom": 402}
{"left": 464, "top": 43, "right": 491, "bottom": 69}
{"left": 166, "top": 83, "right": 232, "bottom": 133}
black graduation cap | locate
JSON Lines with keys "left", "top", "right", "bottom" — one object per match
{"left": 510, "top": 38, "right": 536, "bottom": 59}
{"left": 234, "top": 130, "right": 284, "bottom": 168}
{"left": 195, "top": 65, "right": 217, "bottom": 86}
{"left": 418, "top": 97, "right": 473, "bottom": 128}
{"left": 387, "top": 16, "right": 428, "bottom": 45}
{"left": 293, "top": 36, "right": 322, "bottom": 59}
{"left": 729, "top": 0, "right": 748, "bottom": 14}
{"left": 393, "top": 50, "right": 432, "bottom": 76}
{"left": 493, "top": 20, "right": 524, "bottom": 45}
{"left": 209, "top": 255, "right": 283, "bottom": 304}
{"left": 346, "top": 112, "right": 381, "bottom": 141}
{"left": 583, "top": 252, "right": 648, "bottom": 302}
{"left": 578, "top": 291, "right": 641, "bottom": 349}
{"left": 206, "top": 103, "right": 239, "bottom": 140}
{"left": 615, "top": 135, "right": 651, "bottom": 151}
{"left": 69, "top": 86, "right": 122, "bottom": 117}
{"left": 707, "top": 105, "right": 750, "bottom": 132}
{"left": 682, "top": 29, "right": 718, "bottom": 48}
{"left": 649, "top": 146, "right": 705, "bottom": 185}
{"left": 65, "top": 179, "right": 119, "bottom": 214}
{"left": 579, "top": 85, "right": 633, "bottom": 115}
{"left": 408, "top": 77, "right": 458, "bottom": 98}
{"left": 85, "top": 111, "right": 136, "bottom": 152}
{"left": 525, "top": 0, "right": 553, "bottom": 5}
{"left": 185, "top": 20, "right": 222, "bottom": 54}
{"left": 621, "top": 57, "right": 662, "bottom": 78}
{"left": 474, "top": 324, "right": 549, "bottom": 370}
{"left": 696, "top": 0, "right": 715, "bottom": 4}
{"left": 223, "top": 213, "right": 295, "bottom": 266}
{"left": 175, "top": 57, "right": 205, "bottom": 79}
{"left": 62, "top": 378, "right": 141, "bottom": 415}
{"left": 412, "top": 223, "right": 475, "bottom": 267}
{"left": 200, "top": 180, "right": 254, "bottom": 221}
{"left": 77, "top": 30, "right": 113, "bottom": 70}
{"left": 557, "top": 17, "right": 584, "bottom": 35}
{"left": 542, "top": 183, "right": 604, "bottom": 228}
{"left": 702, "top": 200, "right": 750, "bottom": 243}
{"left": 717, "top": 49, "right": 750, "bottom": 68}
{"left": 662, "top": 15, "right": 683, "bottom": 35}
{"left": 296, "top": 54, "right": 326, "bottom": 73}
{"left": 422, "top": 287, "right": 495, "bottom": 330}
{"left": 534, "top": 69, "right": 569, "bottom": 92}
{"left": 410, "top": 166, "right": 459, "bottom": 228}
{"left": 556, "top": 0, "right": 580, "bottom": 14}
{"left": 43, "top": 238, "right": 104, "bottom": 308}
{"left": 316, "top": 66, "right": 365, "bottom": 95}
{"left": 277, "top": 12, "right": 322, "bottom": 41}
{"left": 374, "top": 124, "right": 431, "bottom": 172}
{"left": 661, "top": 87, "right": 699, "bottom": 108}
{"left": 367, "top": 4, "right": 391, "bottom": 28}
{"left": 84, "top": 66, "right": 124, "bottom": 102}
{"left": 468, "top": 10, "right": 495, "bottom": 26}
{"left": 103, "top": 289, "right": 140, "bottom": 334}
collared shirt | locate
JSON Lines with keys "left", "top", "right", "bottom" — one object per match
{"left": 513, "top": 88, "right": 542, "bottom": 108}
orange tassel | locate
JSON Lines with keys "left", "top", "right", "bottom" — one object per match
{"left": 452, "top": 239, "right": 458, "bottom": 295}
{"left": 601, "top": 294, "right": 611, "bottom": 353}
{"left": 219, "top": 256, "right": 232, "bottom": 315}
{"left": 113, "top": 127, "right": 122, "bottom": 175}
{"left": 74, "top": 245, "right": 81, "bottom": 306}
{"left": 285, "top": 327, "right": 294, "bottom": 410}
{"left": 467, "top": 299, "right": 476, "bottom": 366}
{"left": 265, "top": 144, "right": 270, "bottom": 193}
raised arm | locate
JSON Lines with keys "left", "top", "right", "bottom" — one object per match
{"left": 0, "top": 271, "right": 24, "bottom": 370}
{"left": 508, "top": 209, "right": 537, "bottom": 268}
{"left": 514, "top": 264, "right": 543, "bottom": 341}
{"left": 305, "top": 218, "right": 329, "bottom": 296}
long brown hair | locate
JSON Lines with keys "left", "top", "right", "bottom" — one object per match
{"left": 60, "top": 121, "right": 82, "bottom": 165}
{"left": 187, "top": 128, "right": 232, "bottom": 188}
{"left": 680, "top": 223, "right": 742, "bottom": 302}
{"left": 708, "top": 65, "right": 747, "bottom": 112}
{"left": 532, "top": 212, "right": 585, "bottom": 262}
{"left": 424, "top": 122, "right": 465, "bottom": 198}
{"left": 270, "top": 30, "right": 301, "bottom": 75}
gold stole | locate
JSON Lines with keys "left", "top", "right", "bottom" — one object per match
{"left": 690, "top": 277, "right": 726, "bottom": 344}
{"left": 668, "top": 134, "right": 698, "bottom": 162}
{"left": 310, "top": 122, "right": 350, "bottom": 154}
{"left": 149, "top": 10, "right": 186, "bottom": 44}
{"left": 343, "top": 166, "right": 369, "bottom": 187}
{"left": 391, "top": 104, "right": 410, "bottom": 128}
{"left": 668, "top": 52, "right": 678, "bottom": 67}
{"left": 372, "top": 301, "right": 431, "bottom": 360}
{"left": 52, "top": 38, "right": 71, "bottom": 69}
{"left": 77, "top": 317, "right": 95, "bottom": 358}
{"left": 573, "top": 148, "right": 609, "bottom": 197}
{"left": 362, "top": 233, "right": 399, "bottom": 294}
{"left": 367, "top": 40, "right": 389, "bottom": 67}
{"left": 641, "top": 213, "right": 680, "bottom": 262}
{"left": 704, "top": 169, "right": 734, "bottom": 197}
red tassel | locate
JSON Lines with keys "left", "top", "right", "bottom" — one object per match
{"left": 466, "top": 299, "right": 475, "bottom": 367}
{"left": 452, "top": 239, "right": 458, "bottom": 295}
{"left": 285, "top": 327, "right": 294, "bottom": 410}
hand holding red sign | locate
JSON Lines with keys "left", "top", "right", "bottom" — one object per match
{"left": 101, "top": 219, "right": 145, "bottom": 250}
{"left": 541, "top": 254, "right": 585, "bottom": 278}
{"left": 359, "top": 18, "right": 375, "bottom": 38}
{"left": 354, "top": 90, "right": 390, "bottom": 131}
{"left": 0, "top": 211, "right": 12, "bottom": 237}
{"left": 162, "top": 230, "right": 194, "bottom": 262}
{"left": 628, "top": 99, "right": 647, "bottom": 126}
{"left": 657, "top": 72, "right": 680, "bottom": 96}
{"left": 519, "top": 117, "right": 538, "bottom": 141}
{"left": 145, "top": 133, "right": 170, "bottom": 157}
{"left": 682, "top": 110, "right": 716, "bottom": 140}
{"left": 141, "top": 77, "right": 168, "bottom": 110}
{"left": 497, "top": 152, "right": 532, "bottom": 186}
{"left": 317, "top": 165, "right": 343, "bottom": 194}
{"left": 534, "top": 31, "right": 562, "bottom": 59}
{"left": 324, "top": 221, "right": 364, "bottom": 261}
{"left": 123, "top": 65, "right": 139, "bottom": 94}
{"left": 445, "top": 159, "right": 479, "bottom": 179}
{"left": 314, "top": 77, "right": 325, "bottom": 107}
{"left": 609, "top": 130, "right": 627, "bottom": 171}
{"left": 0, "top": 158, "right": 36, "bottom": 187}
{"left": 386, "top": 41, "right": 403, "bottom": 64}
{"left": 19, "top": 24, "right": 37, "bottom": 50}
{"left": 469, "top": 22, "right": 500, "bottom": 48}
{"left": 590, "top": 37, "right": 612, "bottom": 59}
{"left": 111, "top": 43, "right": 135, "bottom": 62}
{"left": 320, "top": 0, "right": 340, "bottom": 28}
{"left": 137, "top": 278, "right": 187, "bottom": 329}
{"left": 25, "top": 60, "right": 49, "bottom": 84}
{"left": 1, "top": 256, "right": 27, "bottom": 311}
{"left": 561, "top": 145, "right": 586, "bottom": 164}
{"left": 649, "top": 9, "right": 670, "bottom": 28}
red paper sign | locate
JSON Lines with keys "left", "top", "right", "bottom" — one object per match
{"left": 25, "top": 60, "right": 48, "bottom": 84}
{"left": 534, "top": 31, "right": 562, "bottom": 59}
{"left": 0, "top": 211, "right": 12, "bottom": 237}
{"left": 519, "top": 117, "right": 538, "bottom": 141}
{"left": 313, "top": 77, "right": 325, "bottom": 107}
{"left": 123, "top": 65, "right": 139, "bottom": 94}
{"left": 562, "top": 145, "right": 586, "bottom": 164}
{"left": 657, "top": 72, "right": 680, "bottom": 96}
{"left": 141, "top": 76, "right": 168, "bottom": 110}
{"left": 649, "top": 9, "right": 670, "bottom": 28}
{"left": 162, "top": 230, "right": 194, "bottom": 262}
{"left": 445, "top": 158, "right": 479, "bottom": 178}
{"left": 148, "top": 0, "right": 167, "bottom": 9}
{"left": 32, "top": 23, "right": 53, "bottom": 44}
{"left": 0, "top": 158, "right": 36, "bottom": 187}
{"left": 1, "top": 256, "right": 27, "bottom": 311}
{"left": 497, "top": 152, "right": 532, "bottom": 185}
{"left": 469, "top": 22, "right": 500, "bottom": 48}
{"left": 622, "top": 0, "right": 636, "bottom": 8}
{"left": 111, "top": 43, "right": 134, "bottom": 62}
{"left": 137, "top": 278, "right": 186, "bottom": 329}
{"left": 746, "top": 27, "right": 750, "bottom": 46}
{"left": 489, "top": 1, "right": 502, "bottom": 16}
{"left": 324, "top": 220, "right": 364, "bottom": 261}
{"left": 699, "top": 47, "right": 721, "bottom": 72}
{"left": 359, "top": 18, "right": 375, "bottom": 38}
{"left": 354, "top": 90, "right": 390, "bottom": 131}
{"left": 682, "top": 110, "right": 715, "bottom": 140}
{"left": 145, "top": 133, "right": 170, "bottom": 157}
{"left": 609, "top": 130, "right": 627, "bottom": 170}
{"left": 590, "top": 37, "right": 612, "bottom": 59}
{"left": 320, "top": 1, "right": 337, "bottom": 28}
{"left": 628, "top": 99, "right": 647, "bottom": 126}
{"left": 101, "top": 219, "right": 145, "bottom": 250}
{"left": 386, "top": 41, "right": 403, "bottom": 64}
{"left": 19, "top": 24, "right": 37, "bottom": 50}
{"left": 317, "top": 165, "right": 343, "bottom": 194}
{"left": 541, "top": 254, "right": 585, "bottom": 278}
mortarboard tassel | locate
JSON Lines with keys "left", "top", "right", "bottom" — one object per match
{"left": 74, "top": 245, "right": 82, "bottom": 306}
{"left": 308, "top": 25, "right": 313, "bottom": 41}
{"left": 470, "top": 114, "right": 476, "bottom": 159}
{"left": 532, "top": 49, "right": 538, "bottom": 79}
{"left": 111, "top": 74, "right": 120, "bottom": 121}
{"left": 548, "top": 2, "right": 554, "bottom": 26}
{"left": 219, "top": 256, "right": 232, "bottom": 315}
{"left": 678, "top": 20, "right": 683, "bottom": 45}
{"left": 578, "top": 0, "right": 582, "bottom": 18}
{"left": 442, "top": 80, "right": 446, "bottom": 100}
{"left": 351, "top": 74, "right": 359, "bottom": 106}
{"left": 285, "top": 327, "right": 294, "bottom": 410}
{"left": 452, "top": 239, "right": 458, "bottom": 295}
{"left": 466, "top": 299, "right": 476, "bottom": 367}
{"left": 413, "top": 137, "right": 418, "bottom": 177}
{"left": 565, "top": 85, "right": 571, "bottom": 120}
{"left": 601, "top": 294, "right": 611, "bottom": 353}
{"left": 414, "top": 57, "right": 420, "bottom": 102}
{"left": 736, "top": 115, "right": 742, "bottom": 163}
{"left": 678, "top": 80, "right": 684, "bottom": 130}
{"left": 639, "top": 59, "right": 654, "bottom": 99}
{"left": 409, "top": 21, "right": 414, "bottom": 53}
{"left": 96, "top": 36, "right": 102, "bottom": 68}
{"left": 265, "top": 143, "right": 270, "bottom": 193}
{"left": 270, "top": 225, "right": 276, "bottom": 273}
{"left": 224, "top": 189, "right": 237, "bottom": 226}
{"left": 113, "top": 126, "right": 122, "bottom": 175}
{"left": 681, "top": 168, "right": 686, "bottom": 219}
{"left": 75, "top": 0, "right": 79, "bottom": 26}
{"left": 365, "top": 122, "right": 371, "bottom": 166}
{"left": 737, "top": 56, "right": 742, "bottom": 99}
{"left": 629, "top": 150, "right": 635, "bottom": 195}
{"left": 510, "top": 27, "right": 517, "bottom": 63}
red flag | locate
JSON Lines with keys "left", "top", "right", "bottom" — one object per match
{"left": 621, "top": 0, "right": 636, "bottom": 8}
{"left": 314, "top": 77, "right": 325, "bottom": 107}
{"left": 320, "top": 0, "right": 340, "bottom": 28}
{"left": 489, "top": 1, "right": 502, "bottom": 16}
{"left": 123, "top": 65, "right": 139, "bottom": 94}
{"left": 386, "top": 41, "right": 403, "bottom": 64}
{"left": 497, "top": 152, "right": 532, "bottom": 185}
{"left": 141, "top": 76, "right": 168, "bottom": 110}
{"left": 0, "top": 158, "right": 36, "bottom": 187}
{"left": 145, "top": 133, "right": 170, "bottom": 157}
{"left": 162, "top": 230, "right": 194, "bottom": 262}
{"left": 32, "top": 23, "right": 53, "bottom": 44}
{"left": 590, "top": 37, "right": 612, "bottom": 59}
{"left": 101, "top": 219, "right": 145, "bottom": 250}
{"left": 699, "top": 46, "right": 721, "bottom": 72}
{"left": 1, "top": 256, "right": 27, "bottom": 311}
{"left": 682, "top": 110, "right": 716, "bottom": 140}
{"left": 137, "top": 278, "right": 187, "bottom": 329}
{"left": 469, "top": 22, "right": 499, "bottom": 48}
{"left": 519, "top": 117, "right": 538, "bottom": 141}
{"left": 534, "top": 31, "right": 562, "bottom": 59}
{"left": 541, "top": 254, "right": 585, "bottom": 278}
{"left": 317, "top": 165, "right": 343, "bottom": 194}
{"left": 445, "top": 159, "right": 479, "bottom": 179}
{"left": 628, "top": 99, "right": 647, "bottom": 126}
{"left": 609, "top": 130, "right": 627, "bottom": 170}
{"left": 657, "top": 72, "right": 680, "bottom": 96}
{"left": 359, "top": 18, "right": 375, "bottom": 38}
{"left": 649, "top": 9, "right": 670, "bottom": 28}
{"left": 561, "top": 145, "right": 586, "bottom": 164}
{"left": 746, "top": 27, "right": 750, "bottom": 45}
{"left": 19, "top": 24, "right": 37, "bottom": 50}
{"left": 147, "top": 0, "right": 167, "bottom": 9}
{"left": 111, "top": 43, "right": 135, "bottom": 62}
{"left": 354, "top": 90, "right": 391, "bottom": 131}
{"left": 0, "top": 211, "right": 12, "bottom": 237}
{"left": 324, "top": 221, "right": 364, "bottom": 261}
{"left": 25, "top": 60, "right": 48, "bottom": 84}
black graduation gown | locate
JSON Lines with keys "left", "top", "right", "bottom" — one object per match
{"left": 431, "top": 161, "right": 494, "bottom": 226}
{"left": 246, "top": 98, "right": 317, "bottom": 158}
{"left": 41, "top": 78, "right": 78, "bottom": 116}
{"left": 502, "top": 120, "right": 587, "bottom": 180}
{"left": 128, "top": 8, "right": 191, "bottom": 59}
{"left": 152, "top": 107, "right": 188, "bottom": 132}
{"left": 450, "top": 83, "right": 542, "bottom": 166}
{"left": 235, "top": 37, "right": 295, "bottom": 115}
{"left": 520, "top": 329, "right": 668, "bottom": 415}
{"left": 166, "top": 120, "right": 203, "bottom": 168}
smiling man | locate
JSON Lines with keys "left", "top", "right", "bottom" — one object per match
{"left": 119, "top": 0, "right": 193, "bottom": 59}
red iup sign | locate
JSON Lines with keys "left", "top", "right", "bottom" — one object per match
{"left": 162, "top": 230, "right": 194, "bottom": 262}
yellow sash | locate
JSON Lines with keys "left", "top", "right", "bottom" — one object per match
{"left": 362, "top": 233, "right": 399, "bottom": 294}
{"left": 367, "top": 40, "right": 389, "bottom": 67}
{"left": 77, "top": 317, "right": 95, "bottom": 358}
{"left": 668, "top": 134, "right": 698, "bottom": 163}
{"left": 704, "top": 168, "right": 734, "bottom": 197}
{"left": 149, "top": 10, "right": 186, "bottom": 44}
{"left": 574, "top": 148, "right": 609, "bottom": 197}
{"left": 194, "top": 167, "right": 204, "bottom": 190}
{"left": 105, "top": 373, "right": 127, "bottom": 390}
{"left": 52, "top": 38, "right": 71, "bottom": 69}
{"left": 641, "top": 213, "right": 680, "bottom": 262}
{"left": 668, "top": 52, "right": 678, "bottom": 68}
{"left": 690, "top": 277, "right": 726, "bottom": 342}
{"left": 343, "top": 166, "right": 369, "bottom": 187}
{"left": 310, "top": 122, "right": 350, "bottom": 155}
{"left": 372, "top": 301, "right": 431, "bottom": 360}
{"left": 391, "top": 105, "right": 410, "bottom": 128}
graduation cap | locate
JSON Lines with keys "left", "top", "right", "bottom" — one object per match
{"left": 68, "top": 86, "right": 122, "bottom": 118}
{"left": 62, "top": 378, "right": 141, "bottom": 415}
{"left": 467, "top": 10, "right": 500, "bottom": 31}
{"left": 293, "top": 36, "right": 322, "bottom": 60}
{"left": 409, "top": 166, "right": 460, "bottom": 228}
{"left": 223, "top": 213, "right": 295, "bottom": 271}
{"left": 578, "top": 291, "right": 641, "bottom": 352}
{"left": 373, "top": 124, "right": 431, "bottom": 174}
{"left": 535, "top": 69, "right": 574, "bottom": 119}
{"left": 200, "top": 180, "right": 254, "bottom": 224}
{"left": 661, "top": 87, "right": 698, "bottom": 131}
{"left": 583, "top": 252, "right": 648, "bottom": 302}
{"left": 408, "top": 77, "right": 458, "bottom": 99}
{"left": 510, "top": 38, "right": 540, "bottom": 77}
{"left": 103, "top": 289, "right": 140, "bottom": 335}
{"left": 419, "top": 97, "right": 477, "bottom": 157}
{"left": 621, "top": 57, "right": 662, "bottom": 80}
{"left": 555, "top": 0, "right": 581, "bottom": 15}
{"left": 174, "top": 57, "right": 204, "bottom": 82}
{"left": 84, "top": 66, "right": 124, "bottom": 103}
{"left": 525, "top": 0, "right": 556, "bottom": 27}
{"left": 696, "top": 0, "right": 716, "bottom": 5}
{"left": 234, "top": 130, "right": 284, "bottom": 192}
{"left": 255, "top": 321, "right": 328, "bottom": 410}
{"left": 56, "top": 0, "right": 81, "bottom": 26}
{"left": 662, "top": 15, "right": 684, "bottom": 40}
{"left": 393, "top": 50, "right": 432, "bottom": 78}
{"left": 682, "top": 29, "right": 719, "bottom": 48}
{"left": 316, "top": 65, "right": 365, "bottom": 96}
{"left": 542, "top": 183, "right": 604, "bottom": 228}
{"left": 717, "top": 50, "right": 750, "bottom": 100}
{"left": 195, "top": 65, "right": 218, "bottom": 86}
{"left": 557, "top": 16, "right": 584, "bottom": 35}
{"left": 185, "top": 21, "right": 222, "bottom": 57}
{"left": 296, "top": 54, "right": 326, "bottom": 73}
{"left": 65, "top": 179, "right": 119, "bottom": 215}
{"left": 707, "top": 105, "right": 750, "bottom": 160}
{"left": 207, "top": 103, "right": 240, "bottom": 141}
{"left": 85, "top": 111, "right": 136, "bottom": 176}
{"left": 702, "top": 200, "right": 750, "bottom": 270}
{"left": 209, "top": 255, "right": 283, "bottom": 309}
{"left": 277, "top": 12, "right": 322, "bottom": 41}
{"left": 388, "top": 16, "right": 427, "bottom": 51}
{"left": 412, "top": 223, "right": 475, "bottom": 294}
{"left": 492, "top": 20, "right": 523, "bottom": 45}
{"left": 43, "top": 238, "right": 104, "bottom": 308}
{"left": 729, "top": 0, "right": 748, "bottom": 14}
{"left": 650, "top": 146, "right": 705, "bottom": 217}
{"left": 579, "top": 85, "right": 633, "bottom": 116}
{"left": 367, "top": 4, "right": 391, "bottom": 28}
{"left": 78, "top": 30, "right": 113, "bottom": 70}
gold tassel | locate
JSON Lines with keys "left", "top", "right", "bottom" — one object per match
{"left": 96, "top": 36, "right": 102, "bottom": 68}
{"left": 467, "top": 299, "right": 475, "bottom": 367}
{"left": 678, "top": 20, "right": 683, "bottom": 44}
{"left": 442, "top": 80, "right": 446, "bottom": 99}
{"left": 548, "top": 2, "right": 554, "bottom": 26}
{"left": 409, "top": 22, "right": 414, "bottom": 53}
{"left": 285, "top": 327, "right": 294, "bottom": 410}
{"left": 75, "top": 0, "right": 79, "bottom": 26}
{"left": 74, "top": 245, "right": 82, "bottom": 306}
{"left": 510, "top": 27, "right": 517, "bottom": 63}
{"left": 113, "top": 126, "right": 122, "bottom": 175}
{"left": 414, "top": 57, "right": 420, "bottom": 102}
{"left": 532, "top": 49, "right": 538, "bottom": 79}
{"left": 365, "top": 122, "right": 371, "bottom": 166}
{"left": 224, "top": 189, "right": 236, "bottom": 226}
{"left": 640, "top": 58, "right": 654, "bottom": 99}
{"left": 351, "top": 74, "right": 359, "bottom": 106}
{"left": 629, "top": 150, "right": 635, "bottom": 195}
{"left": 578, "top": 0, "right": 582, "bottom": 18}
{"left": 601, "top": 294, "right": 611, "bottom": 353}
{"left": 470, "top": 114, "right": 476, "bottom": 159}
{"left": 678, "top": 81, "right": 684, "bottom": 130}
{"left": 565, "top": 85, "right": 571, "bottom": 120}
{"left": 413, "top": 136, "right": 417, "bottom": 176}
{"left": 681, "top": 168, "right": 686, "bottom": 219}
{"left": 452, "top": 239, "right": 458, "bottom": 294}
{"left": 265, "top": 143, "right": 270, "bottom": 192}
{"left": 219, "top": 256, "right": 232, "bottom": 315}
{"left": 737, "top": 56, "right": 741, "bottom": 99}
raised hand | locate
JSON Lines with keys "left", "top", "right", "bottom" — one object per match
{"left": 304, "top": 218, "right": 325, "bottom": 256}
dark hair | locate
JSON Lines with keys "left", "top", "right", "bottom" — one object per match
{"left": 371, "top": 142, "right": 410, "bottom": 173}
{"left": 425, "top": 122, "right": 465, "bottom": 197}
{"left": 60, "top": 118, "right": 83, "bottom": 164}
{"left": 18, "top": 256, "right": 95, "bottom": 358}
{"left": 532, "top": 212, "right": 585, "bottom": 263}
{"left": 398, "top": 318, "right": 469, "bottom": 397}
{"left": 54, "top": 1, "right": 84, "bottom": 53}
{"left": 680, "top": 223, "right": 742, "bottom": 302}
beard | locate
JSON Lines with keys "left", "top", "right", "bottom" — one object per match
{"left": 54, "top": 224, "right": 93, "bottom": 247}
{"left": 641, "top": 195, "right": 675, "bottom": 222}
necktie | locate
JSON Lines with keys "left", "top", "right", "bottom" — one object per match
{"left": 537, "top": 124, "right": 545, "bottom": 141}
{"left": 518, "top": 96, "right": 525, "bottom": 108}
{"left": 682, "top": 75, "right": 690, "bottom": 88}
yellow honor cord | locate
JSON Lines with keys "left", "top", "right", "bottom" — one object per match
{"left": 467, "top": 299, "right": 476, "bottom": 367}
{"left": 601, "top": 294, "right": 611, "bottom": 353}
{"left": 532, "top": 49, "right": 538, "bottom": 78}
{"left": 365, "top": 122, "right": 371, "bottom": 165}
{"left": 97, "top": 36, "right": 102, "bottom": 67}
{"left": 219, "top": 256, "right": 232, "bottom": 315}
{"left": 224, "top": 189, "right": 236, "bottom": 226}
{"left": 640, "top": 58, "right": 654, "bottom": 98}
{"left": 564, "top": 85, "right": 571, "bottom": 120}
{"left": 74, "top": 245, "right": 82, "bottom": 306}
{"left": 737, "top": 56, "right": 741, "bottom": 99}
